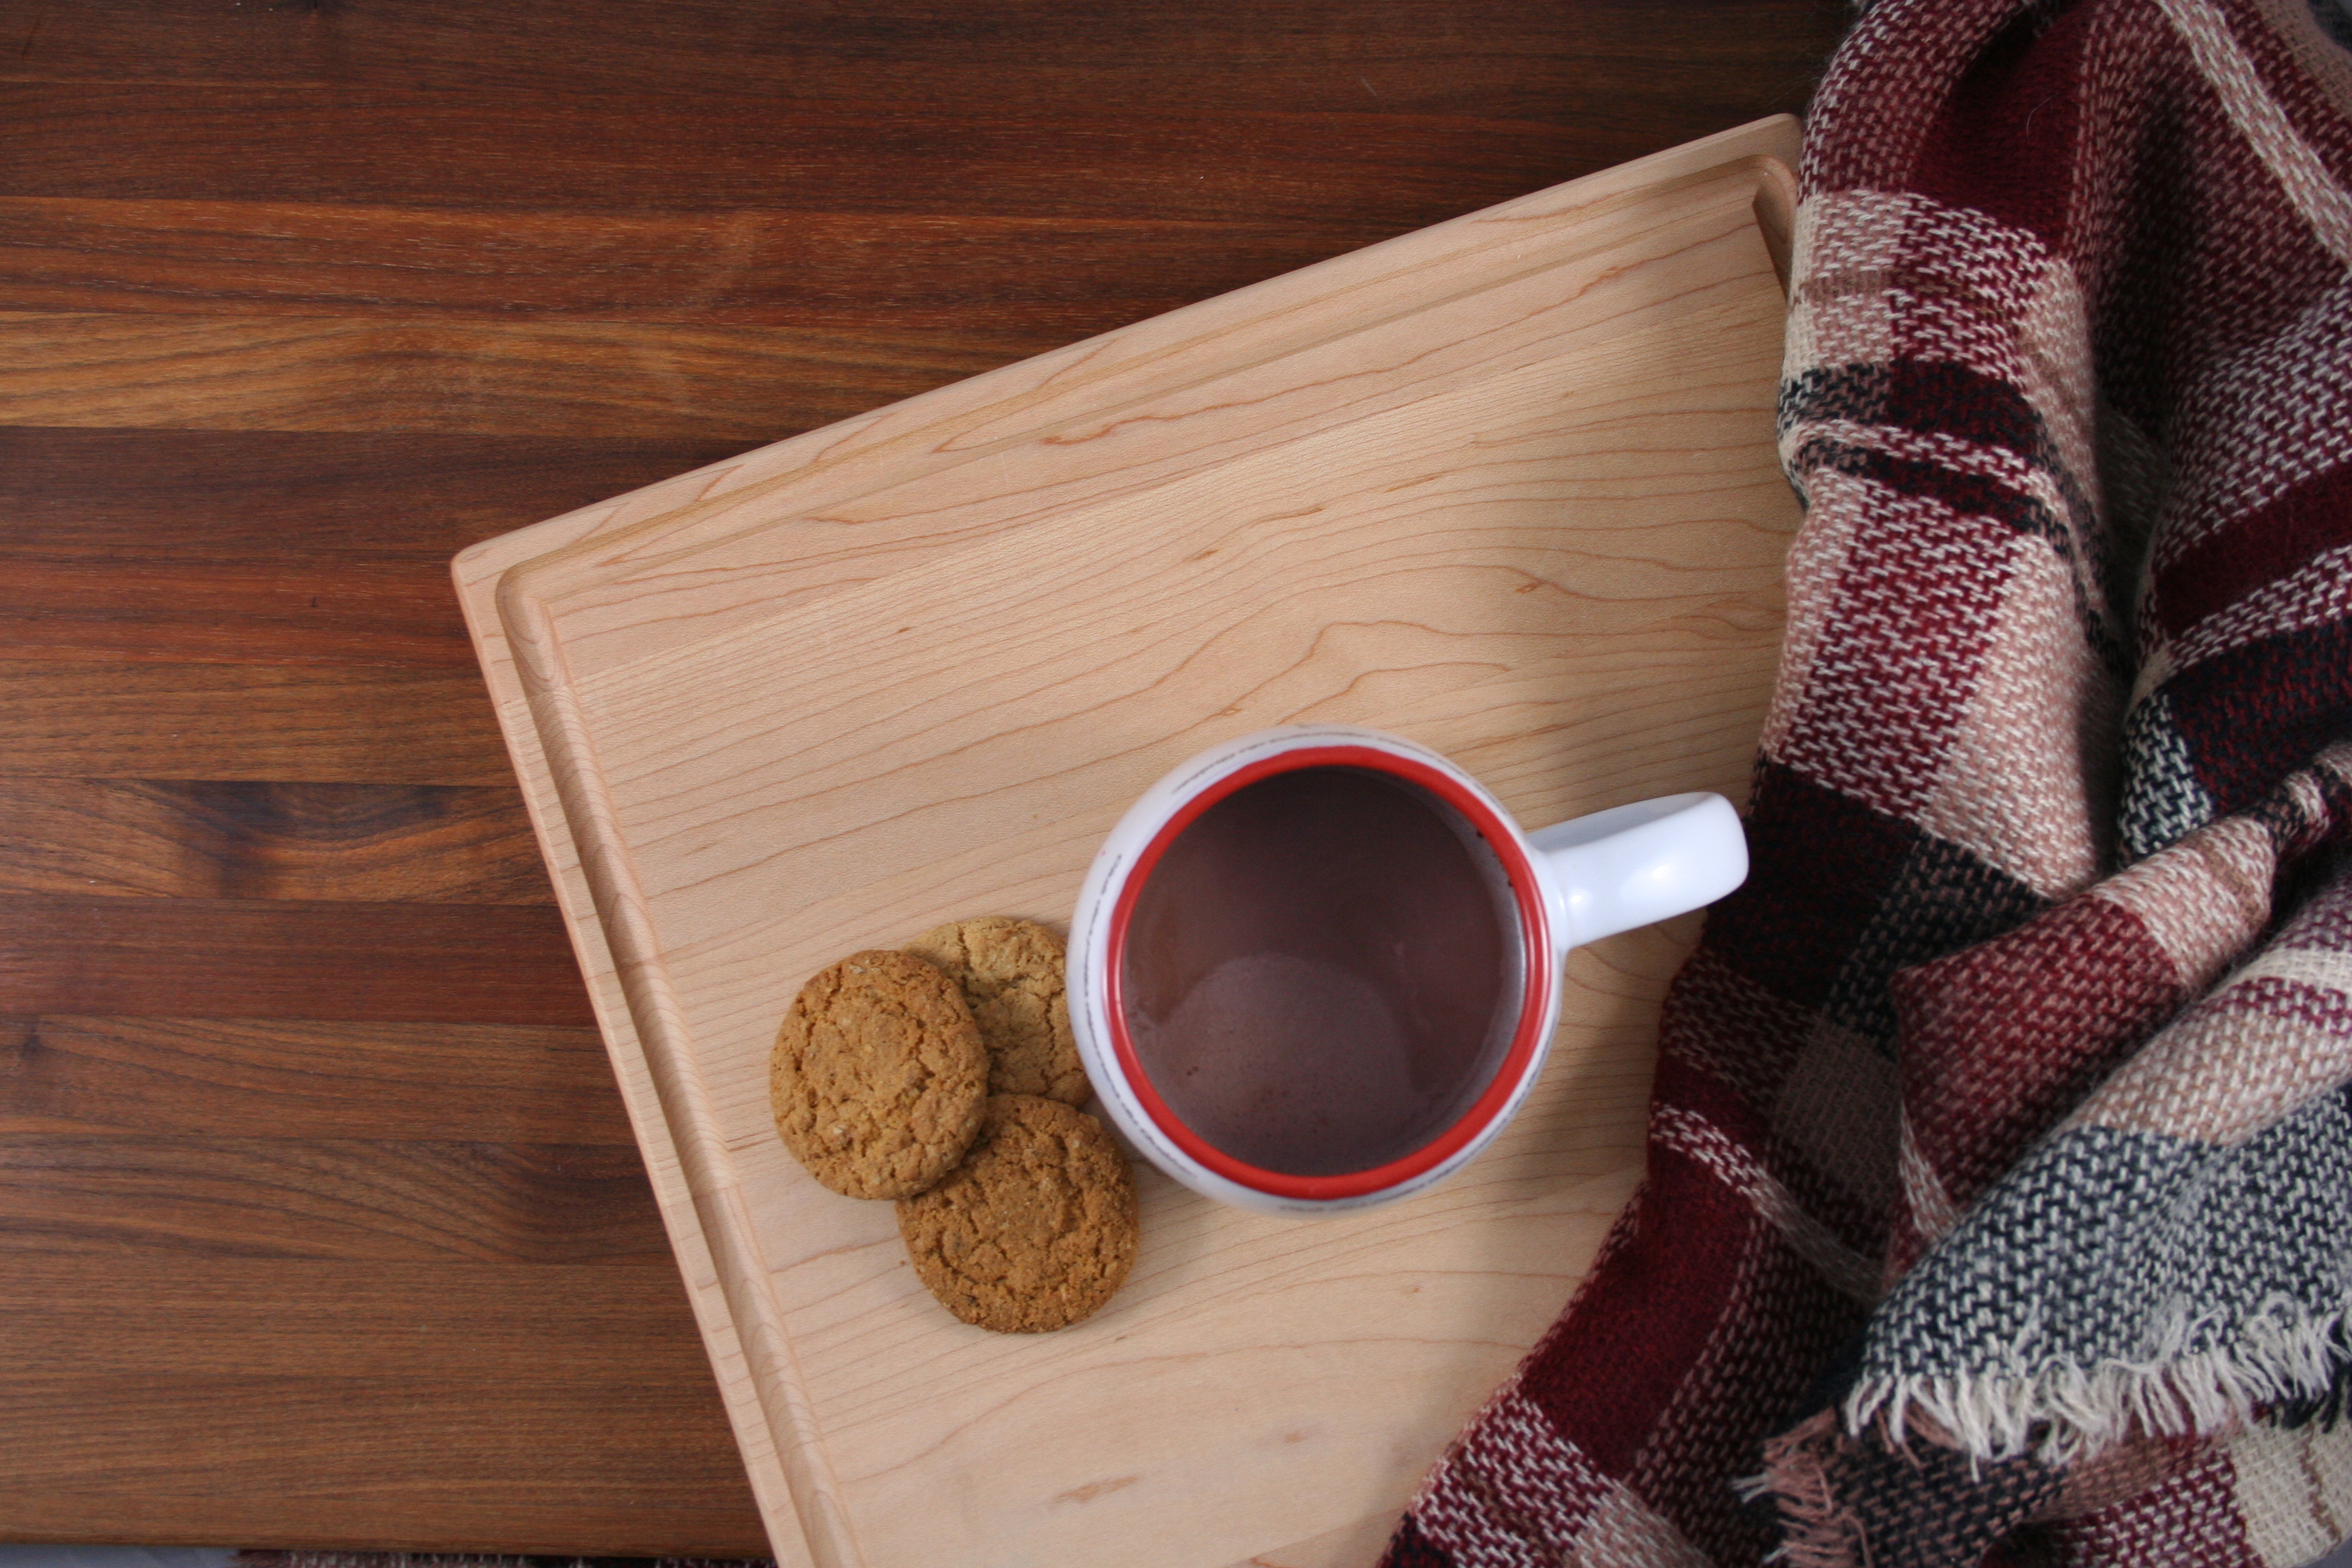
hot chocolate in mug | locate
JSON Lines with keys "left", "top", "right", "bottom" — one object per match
{"left": 1067, "top": 725, "right": 1748, "bottom": 1214}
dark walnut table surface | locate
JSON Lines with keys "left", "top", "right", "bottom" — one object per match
{"left": 0, "top": 2, "right": 1845, "bottom": 1555}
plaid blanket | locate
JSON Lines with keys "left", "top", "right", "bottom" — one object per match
{"left": 1382, "top": 1, "right": 2352, "bottom": 1565}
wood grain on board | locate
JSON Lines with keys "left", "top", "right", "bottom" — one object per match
{"left": 0, "top": 0, "right": 1843, "bottom": 1554}
{"left": 460, "top": 121, "right": 1803, "bottom": 1568}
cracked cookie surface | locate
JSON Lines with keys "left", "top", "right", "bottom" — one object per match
{"left": 904, "top": 916, "right": 1088, "bottom": 1105}
{"left": 896, "top": 1094, "right": 1138, "bottom": 1332}
{"left": 771, "top": 949, "right": 987, "bottom": 1199}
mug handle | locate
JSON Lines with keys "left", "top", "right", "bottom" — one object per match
{"left": 1528, "top": 792, "right": 1748, "bottom": 951}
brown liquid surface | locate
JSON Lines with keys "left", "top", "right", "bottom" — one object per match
{"left": 1120, "top": 766, "right": 1523, "bottom": 1177}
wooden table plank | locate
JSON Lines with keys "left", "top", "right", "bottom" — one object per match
{"left": 0, "top": 1258, "right": 767, "bottom": 1556}
{"left": 0, "top": 895, "right": 593, "bottom": 1024}
{"left": 0, "top": 1136, "right": 668, "bottom": 1262}
{"left": 0, "top": 558, "right": 479, "bottom": 667}
{"left": 0, "top": 312, "right": 1024, "bottom": 441}
{"left": 0, "top": 199, "right": 1391, "bottom": 330}
{"left": 3, "top": 0, "right": 1835, "bottom": 124}
{"left": 0, "top": 781, "right": 550, "bottom": 903}
{"left": 0, "top": 662, "right": 511, "bottom": 785}
{"left": 0, "top": 0, "right": 1845, "bottom": 1554}
{"left": 0, "top": 428, "right": 751, "bottom": 559}
{"left": 0, "top": 86, "right": 1676, "bottom": 222}
{"left": 0, "top": 1017, "right": 621, "bottom": 1140}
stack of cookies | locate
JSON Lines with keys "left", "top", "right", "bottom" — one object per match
{"left": 769, "top": 917, "right": 1139, "bottom": 1333}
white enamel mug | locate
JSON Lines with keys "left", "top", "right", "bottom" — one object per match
{"left": 1068, "top": 725, "right": 1748, "bottom": 1215}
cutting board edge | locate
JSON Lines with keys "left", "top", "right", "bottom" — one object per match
{"left": 451, "top": 117, "right": 1803, "bottom": 1568}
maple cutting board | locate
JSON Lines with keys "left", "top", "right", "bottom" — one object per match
{"left": 454, "top": 116, "right": 1802, "bottom": 1568}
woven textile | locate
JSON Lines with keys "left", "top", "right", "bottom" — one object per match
{"left": 1381, "top": 1, "right": 2352, "bottom": 1565}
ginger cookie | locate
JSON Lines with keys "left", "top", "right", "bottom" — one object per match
{"left": 903, "top": 916, "right": 1089, "bottom": 1105}
{"left": 897, "top": 1094, "right": 1139, "bottom": 1333}
{"left": 771, "top": 949, "right": 987, "bottom": 1200}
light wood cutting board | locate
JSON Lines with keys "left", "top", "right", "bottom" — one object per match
{"left": 454, "top": 116, "right": 1802, "bottom": 1568}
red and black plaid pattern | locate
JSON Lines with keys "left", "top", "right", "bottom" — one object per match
{"left": 1382, "top": 0, "right": 2352, "bottom": 1563}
